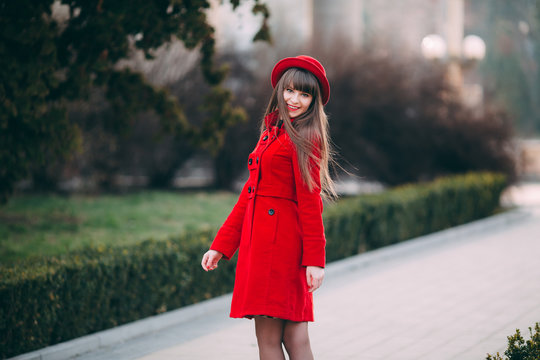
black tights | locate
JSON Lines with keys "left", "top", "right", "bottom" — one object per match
{"left": 254, "top": 316, "right": 314, "bottom": 360}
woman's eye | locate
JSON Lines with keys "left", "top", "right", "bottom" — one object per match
{"left": 301, "top": 93, "right": 310, "bottom": 98}
{"left": 286, "top": 88, "right": 293, "bottom": 93}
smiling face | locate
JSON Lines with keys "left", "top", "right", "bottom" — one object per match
{"left": 283, "top": 85, "right": 313, "bottom": 118}
{"left": 273, "top": 68, "right": 321, "bottom": 122}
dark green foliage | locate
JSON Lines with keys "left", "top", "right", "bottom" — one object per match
{"left": 0, "top": 172, "right": 506, "bottom": 358}
{"left": 0, "top": 230, "right": 237, "bottom": 358}
{"left": 0, "top": 0, "right": 270, "bottom": 202}
{"left": 486, "top": 323, "right": 540, "bottom": 360}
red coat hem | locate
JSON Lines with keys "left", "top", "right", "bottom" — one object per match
{"left": 230, "top": 311, "right": 314, "bottom": 322}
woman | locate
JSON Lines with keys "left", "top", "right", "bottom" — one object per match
{"left": 202, "top": 55, "right": 336, "bottom": 360}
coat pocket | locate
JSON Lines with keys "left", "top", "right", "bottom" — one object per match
{"left": 252, "top": 199, "right": 279, "bottom": 247}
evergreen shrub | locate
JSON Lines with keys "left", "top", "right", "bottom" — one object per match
{"left": 486, "top": 323, "right": 540, "bottom": 360}
{"left": 0, "top": 172, "right": 507, "bottom": 358}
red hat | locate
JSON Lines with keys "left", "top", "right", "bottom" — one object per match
{"left": 271, "top": 55, "right": 330, "bottom": 105}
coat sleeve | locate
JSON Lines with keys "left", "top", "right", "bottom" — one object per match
{"left": 210, "top": 182, "right": 249, "bottom": 260}
{"left": 291, "top": 143, "right": 326, "bottom": 268}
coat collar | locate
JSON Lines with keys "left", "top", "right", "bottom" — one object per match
{"left": 264, "top": 110, "right": 279, "bottom": 129}
{"left": 264, "top": 110, "right": 295, "bottom": 131}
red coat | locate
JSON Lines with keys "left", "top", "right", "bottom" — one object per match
{"left": 210, "top": 111, "right": 326, "bottom": 322}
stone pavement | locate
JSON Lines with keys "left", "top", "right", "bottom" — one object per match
{"left": 12, "top": 183, "right": 540, "bottom": 360}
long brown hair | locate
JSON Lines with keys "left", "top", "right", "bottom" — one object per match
{"left": 261, "top": 68, "right": 337, "bottom": 201}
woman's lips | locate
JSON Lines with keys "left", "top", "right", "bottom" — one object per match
{"left": 287, "top": 104, "right": 299, "bottom": 111}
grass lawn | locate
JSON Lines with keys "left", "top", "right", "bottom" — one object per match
{"left": 0, "top": 191, "right": 238, "bottom": 263}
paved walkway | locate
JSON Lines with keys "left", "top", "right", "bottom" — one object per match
{"left": 13, "top": 184, "right": 540, "bottom": 360}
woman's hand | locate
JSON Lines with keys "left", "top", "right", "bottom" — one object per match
{"left": 306, "top": 266, "right": 324, "bottom": 292}
{"left": 201, "top": 250, "right": 223, "bottom": 271}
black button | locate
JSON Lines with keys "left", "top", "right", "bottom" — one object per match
{"left": 248, "top": 158, "right": 253, "bottom": 165}
{"left": 272, "top": 135, "right": 276, "bottom": 139}
{"left": 263, "top": 135, "right": 268, "bottom": 141}
{"left": 248, "top": 187, "right": 251, "bottom": 193}
{"left": 256, "top": 157, "right": 259, "bottom": 164}
{"left": 268, "top": 209, "right": 275, "bottom": 216}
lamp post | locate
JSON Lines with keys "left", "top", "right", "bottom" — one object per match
{"left": 446, "top": 0, "right": 464, "bottom": 91}
{"left": 420, "top": 0, "right": 486, "bottom": 107}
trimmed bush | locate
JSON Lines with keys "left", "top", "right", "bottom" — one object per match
{"left": 0, "top": 172, "right": 507, "bottom": 358}
{"left": 324, "top": 172, "right": 507, "bottom": 261}
{"left": 0, "top": 233, "right": 238, "bottom": 358}
{"left": 486, "top": 323, "right": 540, "bottom": 360}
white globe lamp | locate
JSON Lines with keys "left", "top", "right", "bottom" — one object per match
{"left": 462, "top": 35, "right": 486, "bottom": 61}
{"left": 421, "top": 34, "right": 447, "bottom": 60}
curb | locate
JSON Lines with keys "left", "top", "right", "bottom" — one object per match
{"left": 9, "top": 293, "right": 232, "bottom": 360}
{"left": 9, "top": 208, "right": 531, "bottom": 360}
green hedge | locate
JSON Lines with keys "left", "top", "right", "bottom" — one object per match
{"left": 324, "top": 171, "right": 508, "bottom": 261}
{"left": 0, "top": 232, "right": 238, "bottom": 358}
{"left": 0, "top": 172, "right": 507, "bottom": 358}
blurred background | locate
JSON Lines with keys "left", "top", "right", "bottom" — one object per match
{"left": 2, "top": 0, "right": 538, "bottom": 199}
{"left": 2, "top": 2, "right": 540, "bottom": 356}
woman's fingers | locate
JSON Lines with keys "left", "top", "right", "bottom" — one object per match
{"left": 308, "top": 278, "right": 321, "bottom": 292}
{"left": 201, "top": 253, "right": 210, "bottom": 271}
{"left": 201, "top": 250, "right": 222, "bottom": 271}
{"left": 208, "top": 256, "right": 218, "bottom": 270}
{"left": 306, "top": 266, "right": 324, "bottom": 292}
